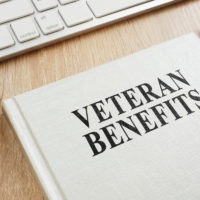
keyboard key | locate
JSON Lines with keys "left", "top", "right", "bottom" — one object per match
{"left": 59, "top": 2, "right": 93, "bottom": 27}
{"left": 58, "top": 0, "right": 77, "bottom": 5}
{"left": 11, "top": 18, "right": 40, "bottom": 43}
{"left": 0, "top": 0, "right": 10, "bottom": 3}
{"left": 0, "top": 26, "right": 15, "bottom": 50}
{"left": 0, "top": 0, "right": 34, "bottom": 24}
{"left": 32, "top": 0, "right": 58, "bottom": 12}
{"left": 87, "top": 0, "right": 151, "bottom": 18}
{"left": 36, "top": 11, "right": 64, "bottom": 35}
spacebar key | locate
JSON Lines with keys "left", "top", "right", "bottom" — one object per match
{"left": 87, "top": 0, "right": 151, "bottom": 18}
{"left": 0, "top": 0, "right": 34, "bottom": 24}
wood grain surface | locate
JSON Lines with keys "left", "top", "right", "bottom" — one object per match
{"left": 0, "top": 0, "right": 200, "bottom": 199}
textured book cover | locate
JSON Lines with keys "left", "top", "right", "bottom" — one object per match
{"left": 3, "top": 33, "right": 200, "bottom": 200}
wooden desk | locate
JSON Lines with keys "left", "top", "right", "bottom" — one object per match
{"left": 0, "top": 0, "right": 199, "bottom": 199}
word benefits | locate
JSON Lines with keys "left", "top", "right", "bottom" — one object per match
{"left": 71, "top": 70, "right": 200, "bottom": 156}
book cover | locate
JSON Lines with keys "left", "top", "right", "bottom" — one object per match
{"left": 3, "top": 33, "right": 200, "bottom": 200}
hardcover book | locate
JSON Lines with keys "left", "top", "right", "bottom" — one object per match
{"left": 3, "top": 33, "right": 200, "bottom": 200}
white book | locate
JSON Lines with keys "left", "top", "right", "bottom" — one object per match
{"left": 3, "top": 33, "right": 200, "bottom": 200}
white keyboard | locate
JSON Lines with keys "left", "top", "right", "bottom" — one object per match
{"left": 0, "top": 0, "right": 183, "bottom": 61}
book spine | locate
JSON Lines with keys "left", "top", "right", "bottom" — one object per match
{"left": 2, "top": 98, "right": 65, "bottom": 200}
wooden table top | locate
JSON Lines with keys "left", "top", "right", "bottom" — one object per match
{"left": 0, "top": 0, "right": 199, "bottom": 199}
